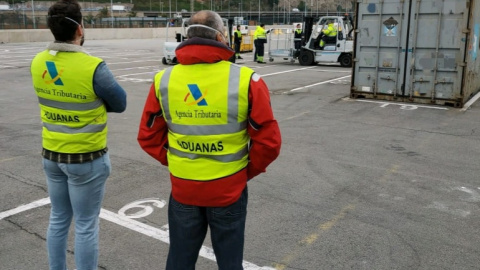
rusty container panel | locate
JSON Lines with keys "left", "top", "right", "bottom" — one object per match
{"left": 351, "top": 0, "right": 480, "bottom": 107}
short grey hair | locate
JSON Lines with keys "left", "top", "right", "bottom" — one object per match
{"left": 187, "top": 10, "right": 224, "bottom": 40}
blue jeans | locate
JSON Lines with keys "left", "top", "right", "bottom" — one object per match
{"left": 43, "top": 154, "right": 111, "bottom": 270}
{"left": 166, "top": 187, "right": 248, "bottom": 270}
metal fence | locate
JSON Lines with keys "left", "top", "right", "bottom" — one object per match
{"left": 0, "top": 11, "right": 348, "bottom": 30}
{"left": 0, "top": 13, "right": 174, "bottom": 29}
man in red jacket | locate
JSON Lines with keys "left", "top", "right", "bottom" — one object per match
{"left": 137, "top": 10, "right": 281, "bottom": 270}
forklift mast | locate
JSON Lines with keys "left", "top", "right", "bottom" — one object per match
{"left": 303, "top": 16, "right": 315, "bottom": 45}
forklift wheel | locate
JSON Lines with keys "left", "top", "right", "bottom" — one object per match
{"left": 299, "top": 50, "right": 314, "bottom": 66}
{"left": 269, "top": 58, "right": 274, "bottom": 62}
{"left": 162, "top": 57, "right": 168, "bottom": 65}
{"left": 339, "top": 54, "right": 352, "bottom": 67}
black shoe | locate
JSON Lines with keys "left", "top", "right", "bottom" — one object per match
{"left": 237, "top": 56, "right": 243, "bottom": 59}
{"left": 257, "top": 61, "right": 266, "bottom": 64}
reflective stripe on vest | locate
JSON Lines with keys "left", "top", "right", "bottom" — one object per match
{"left": 43, "top": 122, "right": 107, "bottom": 134}
{"left": 37, "top": 96, "right": 104, "bottom": 111}
{"left": 169, "top": 146, "right": 248, "bottom": 162}
{"left": 31, "top": 50, "right": 106, "bottom": 153}
{"left": 155, "top": 61, "right": 253, "bottom": 180}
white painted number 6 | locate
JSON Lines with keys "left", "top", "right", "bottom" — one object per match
{"left": 118, "top": 198, "right": 166, "bottom": 219}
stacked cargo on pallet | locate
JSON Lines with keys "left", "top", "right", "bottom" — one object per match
{"left": 351, "top": 0, "right": 480, "bottom": 107}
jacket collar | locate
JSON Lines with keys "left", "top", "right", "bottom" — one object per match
{"left": 46, "top": 42, "right": 89, "bottom": 54}
{"left": 175, "top": 37, "right": 234, "bottom": 65}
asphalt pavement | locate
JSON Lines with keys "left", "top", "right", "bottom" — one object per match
{"left": 1, "top": 39, "right": 479, "bottom": 270}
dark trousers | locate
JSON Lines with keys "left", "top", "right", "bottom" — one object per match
{"left": 253, "top": 39, "right": 258, "bottom": 61}
{"left": 323, "top": 35, "right": 336, "bottom": 44}
{"left": 235, "top": 42, "right": 241, "bottom": 54}
{"left": 294, "top": 40, "right": 302, "bottom": 49}
{"left": 254, "top": 39, "right": 265, "bottom": 60}
{"left": 166, "top": 187, "right": 248, "bottom": 270}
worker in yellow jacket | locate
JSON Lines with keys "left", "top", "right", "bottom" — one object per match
{"left": 318, "top": 20, "right": 337, "bottom": 49}
{"left": 253, "top": 24, "right": 269, "bottom": 63}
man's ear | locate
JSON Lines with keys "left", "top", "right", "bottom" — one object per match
{"left": 216, "top": 32, "right": 223, "bottom": 42}
{"left": 76, "top": 24, "right": 83, "bottom": 38}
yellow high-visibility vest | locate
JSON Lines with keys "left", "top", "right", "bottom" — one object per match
{"left": 155, "top": 61, "right": 253, "bottom": 180}
{"left": 31, "top": 50, "right": 106, "bottom": 153}
{"left": 254, "top": 26, "right": 267, "bottom": 40}
{"left": 235, "top": 30, "right": 242, "bottom": 39}
{"left": 324, "top": 24, "right": 337, "bottom": 37}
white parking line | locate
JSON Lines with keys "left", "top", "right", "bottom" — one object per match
{"left": 100, "top": 208, "right": 170, "bottom": 242}
{"left": 115, "top": 70, "right": 159, "bottom": 82}
{"left": 1, "top": 59, "right": 36, "bottom": 64}
{"left": 111, "top": 65, "right": 349, "bottom": 84}
{"left": 285, "top": 75, "right": 352, "bottom": 94}
{"left": 107, "top": 59, "right": 160, "bottom": 65}
{"left": 116, "top": 71, "right": 158, "bottom": 77}
{"left": 0, "top": 54, "right": 37, "bottom": 59}
{"left": 461, "top": 91, "right": 480, "bottom": 111}
{"left": 0, "top": 47, "right": 46, "bottom": 52}
{"left": 0, "top": 197, "right": 51, "bottom": 220}
{"left": 110, "top": 65, "right": 159, "bottom": 72}
{"left": 117, "top": 78, "right": 154, "bottom": 83}
{"left": 351, "top": 98, "right": 449, "bottom": 110}
{"left": 101, "top": 209, "right": 274, "bottom": 269}
{"left": 261, "top": 66, "right": 317, "bottom": 77}
{"left": 0, "top": 198, "right": 275, "bottom": 269}
{"left": 313, "top": 69, "right": 351, "bottom": 73}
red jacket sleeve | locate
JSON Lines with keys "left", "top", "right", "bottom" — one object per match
{"left": 137, "top": 83, "right": 169, "bottom": 166}
{"left": 246, "top": 73, "right": 282, "bottom": 180}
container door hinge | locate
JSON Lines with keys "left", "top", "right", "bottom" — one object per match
{"left": 462, "top": 29, "right": 470, "bottom": 34}
{"left": 458, "top": 62, "right": 466, "bottom": 67}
